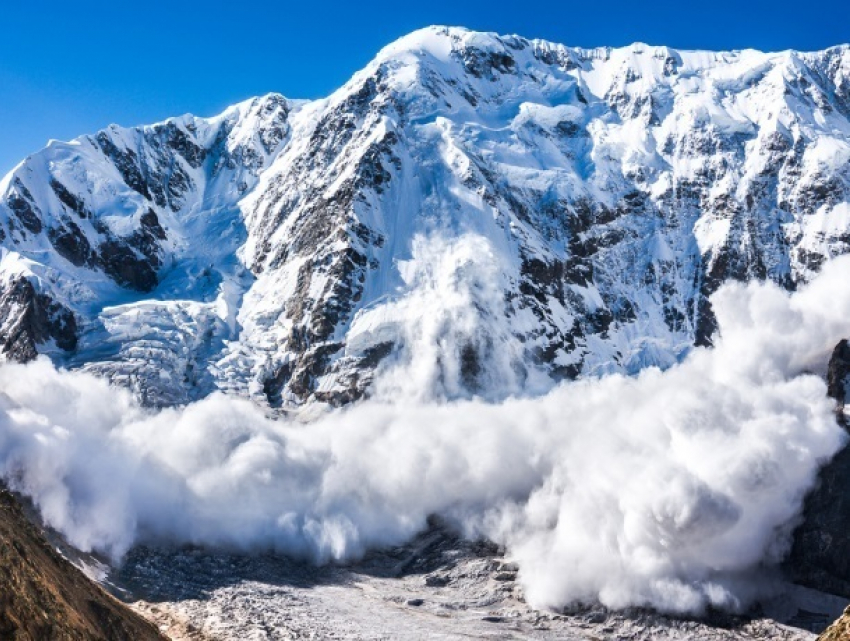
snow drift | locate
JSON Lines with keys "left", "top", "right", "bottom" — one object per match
{"left": 0, "top": 233, "right": 847, "bottom": 614}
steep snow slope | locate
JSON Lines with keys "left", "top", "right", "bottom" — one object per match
{"left": 1, "top": 27, "right": 850, "bottom": 406}
{"left": 0, "top": 94, "right": 294, "bottom": 403}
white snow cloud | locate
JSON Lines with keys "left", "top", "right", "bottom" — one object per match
{"left": 0, "top": 234, "right": 848, "bottom": 614}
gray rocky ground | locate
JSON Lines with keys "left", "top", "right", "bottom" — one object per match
{"left": 106, "top": 523, "right": 846, "bottom": 640}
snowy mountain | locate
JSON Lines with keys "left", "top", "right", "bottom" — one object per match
{"left": 1, "top": 26, "right": 850, "bottom": 407}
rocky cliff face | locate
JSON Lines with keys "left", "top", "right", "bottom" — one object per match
{"left": 788, "top": 340, "right": 850, "bottom": 598}
{"left": 0, "top": 488, "right": 164, "bottom": 640}
{"left": 1, "top": 27, "right": 850, "bottom": 408}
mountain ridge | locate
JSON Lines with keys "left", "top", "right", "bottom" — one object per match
{"left": 1, "top": 26, "right": 849, "bottom": 407}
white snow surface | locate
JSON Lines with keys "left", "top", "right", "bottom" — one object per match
{"left": 0, "top": 27, "right": 848, "bottom": 406}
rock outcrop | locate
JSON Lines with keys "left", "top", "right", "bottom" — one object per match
{"left": 787, "top": 340, "right": 850, "bottom": 597}
{"left": 818, "top": 606, "right": 850, "bottom": 641}
{"left": 0, "top": 488, "right": 165, "bottom": 640}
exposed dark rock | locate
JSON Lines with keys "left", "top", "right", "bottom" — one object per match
{"left": 50, "top": 179, "right": 90, "bottom": 218}
{"left": 256, "top": 96, "right": 291, "bottom": 153}
{"left": 520, "top": 258, "right": 565, "bottom": 303}
{"left": 97, "top": 240, "right": 158, "bottom": 292}
{"left": 163, "top": 122, "right": 206, "bottom": 169}
{"left": 786, "top": 339, "right": 850, "bottom": 597}
{"left": 424, "top": 574, "right": 450, "bottom": 587}
{"left": 263, "top": 361, "right": 293, "bottom": 408}
{"left": 139, "top": 209, "right": 167, "bottom": 241}
{"left": 124, "top": 210, "right": 166, "bottom": 272}
{"left": 829, "top": 339, "right": 850, "bottom": 424}
{"left": 532, "top": 43, "right": 579, "bottom": 71}
{"left": 798, "top": 247, "right": 827, "bottom": 272}
{"left": 360, "top": 342, "right": 394, "bottom": 369}
{"left": 555, "top": 120, "right": 586, "bottom": 138}
{"left": 459, "top": 343, "right": 482, "bottom": 389}
{"left": 455, "top": 46, "right": 516, "bottom": 79}
{"left": 48, "top": 221, "right": 96, "bottom": 267}
{"left": 95, "top": 133, "right": 152, "bottom": 201}
{"left": 7, "top": 181, "right": 43, "bottom": 235}
{"left": 481, "top": 615, "right": 505, "bottom": 623}
{"left": 0, "top": 277, "right": 77, "bottom": 361}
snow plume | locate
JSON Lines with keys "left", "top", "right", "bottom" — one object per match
{"left": 0, "top": 236, "right": 849, "bottom": 615}
{"left": 363, "top": 234, "right": 550, "bottom": 401}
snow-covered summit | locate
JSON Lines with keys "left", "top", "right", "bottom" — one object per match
{"left": 1, "top": 27, "right": 850, "bottom": 406}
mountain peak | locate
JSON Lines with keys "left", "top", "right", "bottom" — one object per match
{"left": 0, "top": 26, "right": 849, "bottom": 407}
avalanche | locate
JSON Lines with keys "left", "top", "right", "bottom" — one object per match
{"left": 0, "top": 252, "right": 848, "bottom": 613}
{"left": 1, "top": 24, "right": 850, "bottom": 619}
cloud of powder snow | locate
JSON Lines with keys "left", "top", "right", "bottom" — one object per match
{"left": 0, "top": 234, "right": 848, "bottom": 614}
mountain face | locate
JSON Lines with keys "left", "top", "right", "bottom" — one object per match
{"left": 1, "top": 27, "right": 850, "bottom": 407}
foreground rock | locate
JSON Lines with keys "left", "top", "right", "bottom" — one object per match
{"left": 0, "top": 488, "right": 165, "bottom": 641}
{"left": 818, "top": 606, "right": 850, "bottom": 641}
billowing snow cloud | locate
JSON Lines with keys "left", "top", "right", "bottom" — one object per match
{"left": 0, "top": 234, "right": 848, "bottom": 614}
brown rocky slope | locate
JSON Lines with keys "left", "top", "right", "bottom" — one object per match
{"left": 0, "top": 488, "right": 166, "bottom": 640}
{"left": 818, "top": 606, "right": 850, "bottom": 641}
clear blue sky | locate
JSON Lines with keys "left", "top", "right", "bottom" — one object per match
{"left": 2, "top": 0, "right": 848, "bottom": 176}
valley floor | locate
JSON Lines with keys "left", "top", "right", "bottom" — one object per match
{"left": 107, "top": 524, "right": 845, "bottom": 640}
